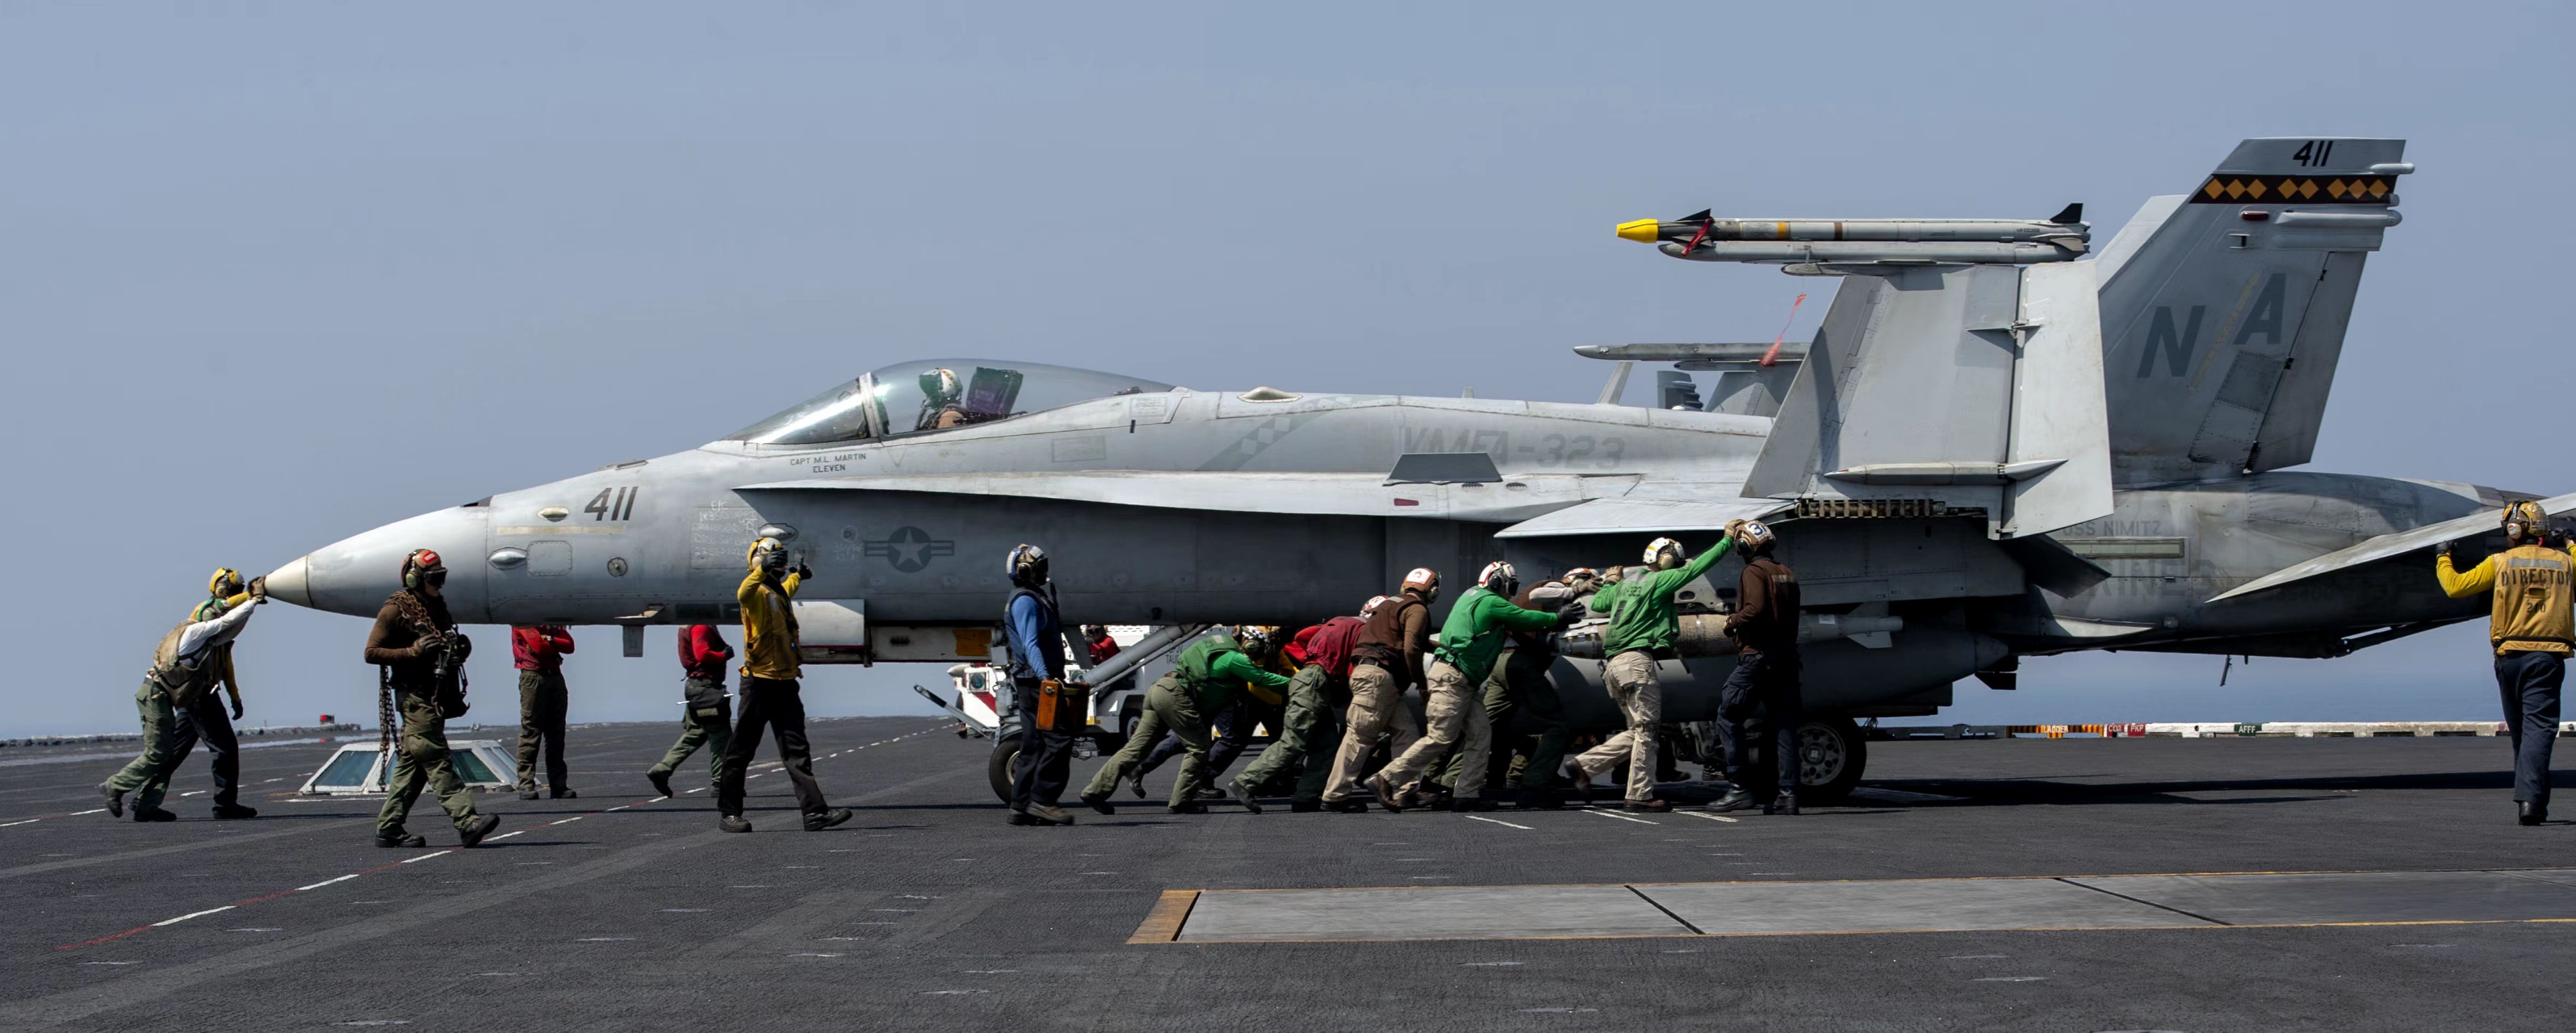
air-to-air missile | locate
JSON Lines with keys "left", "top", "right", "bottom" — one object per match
{"left": 1615, "top": 204, "right": 2088, "bottom": 266}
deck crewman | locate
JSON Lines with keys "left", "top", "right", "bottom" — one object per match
{"left": 1083, "top": 625, "right": 1291, "bottom": 814}
{"left": 1712, "top": 521, "right": 1803, "bottom": 815}
{"left": 509, "top": 623, "right": 576, "bottom": 800}
{"left": 1372, "top": 563, "right": 1576, "bottom": 812}
{"left": 1002, "top": 544, "right": 1079, "bottom": 827}
{"left": 2438, "top": 500, "right": 2575, "bottom": 826}
{"left": 647, "top": 624, "right": 735, "bottom": 800}
{"left": 1439, "top": 568, "right": 1599, "bottom": 809}
{"left": 714, "top": 537, "right": 853, "bottom": 834}
{"left": 1322, "top": 572, "right": 1439, "bottom": 812}
{"left": 365, "top": 550, "right": 501, "bottom": 847}
{"left": 101, "top": 568, "right": 268, "bottom": 822}
{"left": 1573, "top": 533, "right": 1734, "bottom": 812}
{"left": 1231, "top": 612, "right": 1368, "bottom": 812}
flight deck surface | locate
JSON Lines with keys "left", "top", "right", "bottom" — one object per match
{"left": 6, "top": 717, "right": 2574, "bottom": 1031}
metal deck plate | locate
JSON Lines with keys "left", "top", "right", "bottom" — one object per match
{"left": 1175, "top": 885, "right": 1693, "bottom": 943}
{"left": 2072, "top": 869, "right": 2576, "bottom": 926}
{"left": 1151, "top": 868, "right": 2576, "bottom": 943}
{"left": 1644, "top": 876, "right": 2201, "bottom": 935}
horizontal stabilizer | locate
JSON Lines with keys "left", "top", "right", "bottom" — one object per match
{"left": 2207, "top": 491, "right": 2576, "bottom": 603}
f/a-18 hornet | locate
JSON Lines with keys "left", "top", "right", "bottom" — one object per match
{"left": 263, "top": 137, "right": 2568, "bottom": 799}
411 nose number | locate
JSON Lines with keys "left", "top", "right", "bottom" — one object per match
{"left": 584, "top": 487, "right": 639, "bottom": 521}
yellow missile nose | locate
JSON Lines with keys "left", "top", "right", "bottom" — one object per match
{"left": 1615, "top": 218, "right": 1662, "bottom": 243}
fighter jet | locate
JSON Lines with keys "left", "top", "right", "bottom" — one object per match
{"left": 262, "top": 137, "right": 2567, "bottom": 801}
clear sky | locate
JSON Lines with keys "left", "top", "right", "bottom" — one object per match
{"left": 2, "top": 3, "right": 2567, "bottom": 737}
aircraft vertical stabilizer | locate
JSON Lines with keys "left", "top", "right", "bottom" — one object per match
{"left": 1743, "top": 258, "right": 2112, "bottom": 540}
{"left": 2095, "top": 137, "right": 2407, "bottom": 483}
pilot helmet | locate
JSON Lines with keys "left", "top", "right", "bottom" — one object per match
{"left": 919, "top": 367, "right": 962, "bottom": 403}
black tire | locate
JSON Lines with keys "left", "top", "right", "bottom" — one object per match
{"left": 989, "top": 731, "right": 1022, "bottom": 804}
{"left": 1794, "top": 716, "right": 1866, "bottom": 804}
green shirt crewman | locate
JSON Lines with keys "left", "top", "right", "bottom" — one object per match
{"left": 1372, "top": 563, "right": 1571, "bottom": 810}
{"left": 1574, "top": 533, "right": 1735, "bottom": 810}
{"left": 1083, "top": 627, "right": 1289, "bottom": 813}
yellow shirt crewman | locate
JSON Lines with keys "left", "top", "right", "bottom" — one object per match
{"left": 2436, "top": 500, "right": 2574, "bottom": 826}
{"left": 712, "top": 537, "right": 851, "bottom": 834}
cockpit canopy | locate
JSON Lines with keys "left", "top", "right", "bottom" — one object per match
{"left": 728, "top": 358, "right": 1174, "bottom": 446}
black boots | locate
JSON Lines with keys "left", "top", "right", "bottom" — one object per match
{"left": 212, "top": 803, "right": 258, "bottom": 820}
{"left": 1709, "top": 790, "right": 1758, "bottom": 813}
{"left": 375, "top": 831, "right": 428, "bottom": 847}
{"left": 98, "top": 782, "right": 125, "bottom": 818}
{"left": 2520, "top": 801, "right": 2547, "bottom": 826}
{"left": 803, "top": 809, "right": 854, "bottom": 832}
{"left": 459, "top": 813, "right": 502, "bottom": 847}
{"left": 647, "top": 770, "right": 674, "bottom": 799}
{"left": 1081, "top": 791, "right": 1116, "bottom": 815}
{"left": 1766, "top": 792, "right": 1799, "bottom": 816}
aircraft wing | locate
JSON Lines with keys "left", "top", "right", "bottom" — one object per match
{"left": 733, "top": 471, "right": 1593, "bottom": 523}
{"left": 2207, "top": 491, "right": 2576, "bottom": 603}
{"left": 735, "top": 472, "right": 1791, "bottom": 534}
{"left": 1491, "top": 496, "right": 1791, "bottom": 537}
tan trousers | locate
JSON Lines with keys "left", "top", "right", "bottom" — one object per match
{"left": 1321, "top": 663, "right": 1422, "bottom": 802}
{"left": 1374, "top": 659, "right": 1492, "bottom": 801}
{"left": 1573, "top": 650, "right": 1663, "bottom": 802}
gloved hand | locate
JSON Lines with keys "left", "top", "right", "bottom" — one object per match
{"left": 794, "top": 563, "right": 815, "bottom": 580}
{"left": 2436, "top": 540, "right": 2456, "bottom": 560}
{"left": 450, "top": 633, "right": 473, "bottom": 662}
{"left": 1556, "top": 607, "right": 1585, "bottom": 629}
{"left": 230, "top": 696, "right": 244, "bottom": 721}
{"left": 247, "top": 576, "right": 268, "bottom": 602}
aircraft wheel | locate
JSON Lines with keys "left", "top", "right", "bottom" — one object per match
{"left": 1795, "top": 717, "right": 1866, "bottom": 804}
{"left": 988, "top": 731, "right": 1022, "bottom": 803}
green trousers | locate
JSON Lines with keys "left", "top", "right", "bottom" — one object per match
{"left": 1234, "top": 665, "right": 1345, "bottom": 802}
{"left": 1084, "top": 679, "right": 1209, "bottom": 809}
{"left": 647, "top": 699, "right": 734, "bottom": 790}
{"left": 104, "top": 681, "right": 184, "bottom": 811}
{"left": 1439, "top": 648, "right": 1571, "bottom": 795}
{"left": 376, "top": 692, "right": 482, "bottom": 838}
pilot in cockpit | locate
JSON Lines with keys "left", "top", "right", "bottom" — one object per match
{"left": 918, "top": 368, "right": 972, "bottom": 432}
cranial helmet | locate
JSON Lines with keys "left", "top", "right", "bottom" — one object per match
{"left": 208, "top": 567, "right": 245, "bottom": 599}
{"left": 1643, "top": 537, "right": 1684, "bottom": 568}
{"left": 1359, "top": 594, "right": 1393, "bottom": 620}
{"left": 1563, "top": 567, "right": 1602, "bottom": 592}
{"left": 1401, "top": 567, "right": 1440, "bottom": 599}
{"left": 1477, "top": 560, "right": 1519, "bottom": 598}
{"left": 2504, "top": 500, "right": 2553, "bottom": 544}
{"left": 402, "top": 550, "right": 447, "bottom": 591}
{"left": 1237, "top": 624, "right": 1279, "bottom": 659}
{"left": 1006, "top": 543, "right": 1049, "bottom": 587}
{"left": 748, "top": 537, "right": 790, "bottom": 575}
{"left": 1737, "top": 521, "right": 1777, "bottom": 552}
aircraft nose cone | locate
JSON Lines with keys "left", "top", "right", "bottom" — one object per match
{"left": 263, "top": 555, "right": 313, "bottom": 609}
{"left": 270, "top": 506, "right": 488, "bottom": 618}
